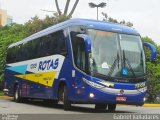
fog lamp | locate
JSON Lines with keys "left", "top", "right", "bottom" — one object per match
{"left": 89, "top": 93, "right": 95, "bottom": 98}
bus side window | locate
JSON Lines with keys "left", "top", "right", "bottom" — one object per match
{"left": 12, "top": 47, "right": 17, "bottom": 63}
{"left": 48, "top": 30, "right": 68, "bottom": 56}
{"left": 76, "top": 37, "right": 86, "bottom": 71}
{"left": 35, "top": 37, "right": 47, "bottom": 58}
{"left": 40, "top": 36, "right": 50, "bottom": 57}
{"left": 31, "top": 39, "right": 39, "bottom": 59}
{"left": 39, "top": 37, "right": 46, "bottom": 57}
{"left": 58, "top": 30, "right": 68, "bottom": 56}
{"left": 48, "top": 33, "right": 54, "bottom": 55}
{"left": 15, "top": 45, "right": 22, "bottom": 62}
{"left": 6, "top": 47, "right": 16, "bottom": 63}
{"left": 33, "top": 38, "right": 43, "bottom": 59}
{"left": 54, "top": 32, "right": 59, "bottom": 54}
{"left": 23, "top": 42, "right": 31, "bottom": 61}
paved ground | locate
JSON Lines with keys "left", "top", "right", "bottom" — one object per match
{"left": 0, "top": 98, "right": 160, "bottom": 114}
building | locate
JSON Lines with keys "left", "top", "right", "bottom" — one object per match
{"left": 0, "top": 9, "right": 12, "bottom": 26}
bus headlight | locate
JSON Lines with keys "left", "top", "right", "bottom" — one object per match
{"left": 83, "top": 78, "right": 104, "bottom": 89}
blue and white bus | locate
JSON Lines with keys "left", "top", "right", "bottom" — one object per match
{"left": 4, "top": 19, "right": 157, "bottom": 111}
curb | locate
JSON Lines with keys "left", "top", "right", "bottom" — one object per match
{"left": 118, "top": 104, "right": 160, "bottom": 107}
{"left": 0, "top": 96, "right": 13, "bottom": 99}
{"left": 143, "top": 104, "right": 160, "bottom": 107}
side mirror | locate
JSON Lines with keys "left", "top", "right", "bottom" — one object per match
{"left": 76, "top": 34, "right": 91, "bottom": 52}
{"left": 143, "top": 42, "right": 157, "bottom": 62}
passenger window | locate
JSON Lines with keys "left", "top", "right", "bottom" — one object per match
{"left": 7, "top": 29, "right": 68, "bottom": 63}
{"left": 6, "top": 47, "right": 16, "bottom": 63}
{"left": 58, "top": 30, "right": 68, "bottom": 56}
{"left": 49, "top": 30, "right": 68, "bottom": 56}
{"left": 15, "top": 45, "right": 22, "bottom": 62}
{"left": 53, "top": 32, "right": 59, "bottom": 54}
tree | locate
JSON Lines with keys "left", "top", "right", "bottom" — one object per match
{"left": 0, "top": 24, "right": 27, "bottom": 90}
{"left": 64, "top": 0, "right": 70, "bottom": 15}
{"left": 102, "top": 12, "right": 133, "bottom": 27}
{"left": 143, "top": 37, "right": 160, "bottom": 103}
{"left": 55, "top": 0, "right": 62, "bottom": 16}
{"left": 55, "top": 0, "right": 79, "bottom": 17}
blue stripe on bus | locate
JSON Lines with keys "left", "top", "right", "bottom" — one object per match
{"left": 7, "top": 65, "right": 27, "bottom": 74}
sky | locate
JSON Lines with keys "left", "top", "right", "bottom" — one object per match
{"left": 0, "top": 0, "right": 160, "bottom": 45}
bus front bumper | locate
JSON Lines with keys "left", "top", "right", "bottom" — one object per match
{"left": 85, "top": 86, "right": 146, "bottom": 106}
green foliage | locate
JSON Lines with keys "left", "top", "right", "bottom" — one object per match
{"left": 0, "top": 24, "right": 27, "bottom": 91}
{"left": 0, "top": 15, "right": 69, "bottom": 91}
{"left": 24, "top": 14, "right": 70, "bottom": 36}
{"left": 143, "top": 37, "right": 160, "bottom": 103}
{"left": 0, "top": 91, "right": 4, "bottom": 96}
{"left": 102, "top": 12, "right": 133, "bottom": 27}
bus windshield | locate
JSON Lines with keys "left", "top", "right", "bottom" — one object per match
{"left": 88, "top": 29, "right": 146, "bottom": 79}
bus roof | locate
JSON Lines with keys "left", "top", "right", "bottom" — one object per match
{"left": 9, "top": 18, "right": 140, "bottom": 48}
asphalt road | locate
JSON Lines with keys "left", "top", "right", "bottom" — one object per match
{"left": 0, "top": 98, "right": 160, "bottom": 114}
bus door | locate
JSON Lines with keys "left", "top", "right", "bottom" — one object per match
{"left": 73, "top": 37, "right": 87, "bottom": 99}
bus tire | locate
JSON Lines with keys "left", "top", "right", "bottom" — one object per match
{"left": 63, "top": 85, "right": 71, "bottom": 110}
{"left": 14, "top": 86, "right": 22, "bottom": 103}
{"left": 108, "top": 104, "right": 116, "bottom": 112}
{"left": 95, "top": 104, "right": 107, "bottom": 110}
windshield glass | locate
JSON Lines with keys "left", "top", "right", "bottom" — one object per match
{"left": 119, "top": 34, "right": 146, "bottom": 78}
{"left": 88, "top": 29, "right": 146, "bottom": 79}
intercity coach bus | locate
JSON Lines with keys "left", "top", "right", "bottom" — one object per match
{"left": 3, "top": 19, "right": 157, "bottom": 111}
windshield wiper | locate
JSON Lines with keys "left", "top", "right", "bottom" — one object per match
{"left": 108, "top": 51, "right": 120, "bottom": 77}
{"left": 122, "top": 50, "right": 136, "bottom": 78}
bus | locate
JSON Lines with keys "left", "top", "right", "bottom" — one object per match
{"left": 3, "top": 19, "right": 157, "bottom": 111}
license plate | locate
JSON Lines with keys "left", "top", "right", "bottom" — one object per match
{"left": 116, "top": 96, "right": 127, "bottom": 102}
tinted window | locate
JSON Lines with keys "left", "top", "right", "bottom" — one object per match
{"left": 6, "top": 29, "right": 68, "bottom": 63}
{"left": 6, "top": 47, "right": 16, "bottom": 63}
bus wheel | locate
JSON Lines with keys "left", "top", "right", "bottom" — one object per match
{"left": 14, "top": 86, "right": 22, "bottom": 103}
{"left": 63, "top": 85, "right": 71, "bottom": 110}
{"left": 108, "top": 104, "right": 116, "bottom": 112}
{"left": 95, "top": 104, "right": 107, "bottom": 110}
